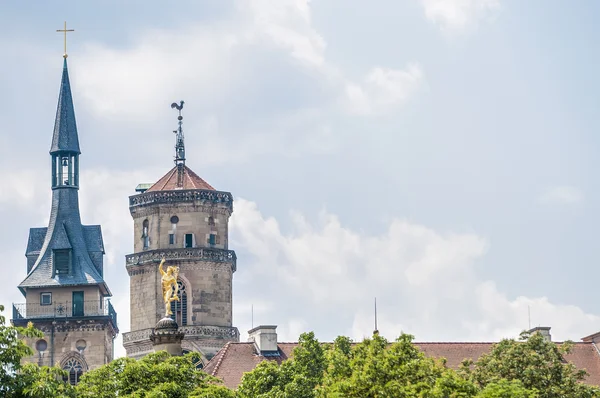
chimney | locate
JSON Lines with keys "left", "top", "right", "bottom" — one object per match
{"left": 248, "top": 325, "right": 278, "bottom": 355}
{"left": 527, "top": 326, "right": 551, "bottom": 342}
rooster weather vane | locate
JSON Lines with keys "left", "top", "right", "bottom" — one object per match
{"left": 171, "top": 100, "right": 186, "bottom": 187}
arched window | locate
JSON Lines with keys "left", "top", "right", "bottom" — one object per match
{"left": 170, "top": 280, "right": 187, "bottom": 326}
{"left": 62, "top": 357, "right": 85, "bottom": 385}
{"left": 142, "top": 219, "right": 149, "bottom": 248}
{"left": 182, "top": 349, "right": 204, "bottom": 369}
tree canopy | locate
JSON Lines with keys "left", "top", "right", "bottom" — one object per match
{"left": 1, "top": 300, "right": 600, "bottom": 397}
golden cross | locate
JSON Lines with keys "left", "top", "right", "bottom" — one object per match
{"left": 56, "top": 21, "right": 75, "bottom": 58}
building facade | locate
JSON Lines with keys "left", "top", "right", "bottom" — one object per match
{"left": 11, "top": 57, "right": 118, "bottom": 385}
{"left": 122, "top": 103, "right": 239, "bottom": 365}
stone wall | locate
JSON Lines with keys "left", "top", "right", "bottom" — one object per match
{"left": 125, "top": 192, "right": 238, "bottom": 360}
{"left": 20, "top": 319, "right": 116, "bottom": 371}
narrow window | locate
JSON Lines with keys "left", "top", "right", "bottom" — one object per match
{"left": 40, "top": 293, "right": 52, "bottom": 306}
{"left": 142, "top": 219, "right": 149, "bottom": 249}
{"left": 185, "top": 234, "right": 194, "bottom": 248}
{"left": 169, "top": 233, "right": 175, "bottom": 245}
{"left": 54, "top": 250, "right": 71, "bottom": 275}
{"left": 208, "top": 234, "right": 216, "bottom": 246}
{"left": 208, "top": 216, "right": 215, "bottom": 226}
{"left": 170, "top": 280, "right": 188, "bottom": 326}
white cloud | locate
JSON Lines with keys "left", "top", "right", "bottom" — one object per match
{"left": 231, "top": 199, "right": 600, "bottom": 343}
{"left": 538, "top": 186, "right": 584, "bottom": 206}
{"left": 72, "top": 0, "right": 423, "bottom": 159}
{"left": 344, "top": 64, "right": 424, "bottom": 116}
{"left": 420, "top": 0, "right": 500, "bottom": 33}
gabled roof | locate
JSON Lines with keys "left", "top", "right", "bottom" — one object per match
{"left": 50, "top": 58, "right": 80, "bottom": 154}
{"left": 146, "top": 165, "right": 215, "bottom": 192}
{"left": 205, "top": 341, "right": 600, "bottom": 389}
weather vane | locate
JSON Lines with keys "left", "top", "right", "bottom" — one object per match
{"left": 56, "top": 21, "right": 75, "bottom": 59}
{"left": 170, "top": 101, "right": 186, "bottom": 187}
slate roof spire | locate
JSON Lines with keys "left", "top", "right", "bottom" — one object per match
{"left": 18, "top": 57, "right": 109, "bottom": 297}
{"left": 50, "top": 58, "right": 80, "bottom": 155}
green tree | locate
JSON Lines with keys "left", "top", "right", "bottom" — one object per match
{"left": 476, "top": 379, "right": 537, "bottom": 398}
{"left": 0, "top": 304, "right": 77, "bottom": 397}
{"left": 466, "top": 331, "right": 600, "bottom": 398}
{"left": 237, "top": 331, "right": 326, "bottom": 398}
{"left": 16, "top": 364, "right": 76, "bottom": 398}
{"left": 319, "top": 332, "right": 478, "bottom": 398}
{"left": 76, "top": 351, "right": 233, "bottom": 398}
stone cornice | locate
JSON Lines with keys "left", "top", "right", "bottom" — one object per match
{"left": 129, "top": 189, "right": 233, "bottom": 213}
{"left": 125, "top": 247, "right": 237, "bottom": 273}
{"left": 123, "top": 325, "right": 239, "bottom": 344}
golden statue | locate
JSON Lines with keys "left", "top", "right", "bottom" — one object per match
{"left": 159, "top": 258, "right": 180, "bottom": 317}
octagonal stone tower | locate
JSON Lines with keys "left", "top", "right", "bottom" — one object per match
{"left": 122, "top": 102, "right": 239, "bottom": 365}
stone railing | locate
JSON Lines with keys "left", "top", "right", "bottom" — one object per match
{"left": 129, "top": 189, "right": 233, "bottom": 210}
{"left": 125, "top": 247, "right": 237, "bottom": 272}
{"left": 123, "top": 325, "right": 239, "bottom": 344}
{"left": 12, "top": 300, "right": 118, "bottom": 331}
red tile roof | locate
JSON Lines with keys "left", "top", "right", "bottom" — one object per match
{"left": 206, "top": 341, "right": 600, "bottom": 390}
{"left": 146, "top": 165, "right": 215, "bottom": 192}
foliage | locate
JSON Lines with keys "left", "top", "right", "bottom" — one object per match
{"left": 466, "top": 331, "right": 600, "bottom": 398}
{"left": 237, "top": 331, "right": 326, "bottom": 398}
{"left": 76, "top": 351, "right": 232, "bottom": 398}
{"left": 318, "top": 332, "right": 478, "bottom": 398}
{"left": 0, "top": 304, "right": 69, "bottom": 397}
{"left": 476, "top": 379, "right": 537, "bottom": 398}
{"left": 16, "top": 364, "right": 76, "bottom": 398}
{"left": 238, "top": 330, "right": 600, "bottom": 398}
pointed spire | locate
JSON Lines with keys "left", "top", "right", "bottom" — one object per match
{"left": 50, "top": 58, "right": 80, "bottom": 154}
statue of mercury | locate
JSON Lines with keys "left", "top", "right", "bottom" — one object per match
{"left": 158, "top": 258, "right": 180, "bottom": 317}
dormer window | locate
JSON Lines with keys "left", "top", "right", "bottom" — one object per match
{"left": 54, "top": 249, "right": 71, "bottom": 275}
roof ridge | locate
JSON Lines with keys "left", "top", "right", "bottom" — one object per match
{"left": 211, "top": 341, "right": 232, "bottom": 376}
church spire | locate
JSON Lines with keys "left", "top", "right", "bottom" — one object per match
{"left": 171, "top": 100, "right": 186, "bottom": 188}
{"left": 50, "top": 58, "right": 80, "bottom": 188}
{"left": 50, "top": 59, "right": 80, "bottom": 154}
{"left": 19, "top": 50, "right": 109, "bottom": 297}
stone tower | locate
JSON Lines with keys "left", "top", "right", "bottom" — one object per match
{"left": 11, "top": 57, "right": 118, "bottom": 385}
{"left": 123, "top": 102, "right": 239, "bottom": 366}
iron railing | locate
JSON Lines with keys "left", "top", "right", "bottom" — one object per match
{"left": 12, "top": 299, "right": 118, "bottom": 329}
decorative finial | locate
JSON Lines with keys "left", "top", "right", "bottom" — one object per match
{"left": 170, "top": 101, "right": 186, "bottom": 188}
{"left": 56, "top": 21, "right": 75, "bottom": 59}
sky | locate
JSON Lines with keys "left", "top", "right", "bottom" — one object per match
{"left": 1, "top": 0, "right": 600, "bottom": 359}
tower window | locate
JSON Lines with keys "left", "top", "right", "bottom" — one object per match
{"left": 142, "top": 219, "right": 149, "bottom": 249}
{"left": 208, "top": 216, "right": 215, "bottom": 226}
{"left": 40, "top": 293, "right": 52, "bottom": 306}
{"left": 169, "top": 233, "right": 175, "bottom": 245}
{"left": 170, "top": 280, "right": 187, "bottom": 326}
{"left": 185, "top": 234, "right": 194, "bottom": 248}
{"left": 54, "top": 250, "right": 71, "bottom": 275}
{"left": 62, "top": 357, "right": 84, "bottom": 385}
{"left": 208, "top": 234, "right": 216, "bottom": 246}
{"left": 170, "top": 215, "right": 179, "bottom": 224}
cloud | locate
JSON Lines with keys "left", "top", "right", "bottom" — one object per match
{"left": 344, "top": 64, "right": 424, "bottom": 116}
{"left": 538, "top": 186, "right": 584, "bottom": 206}
{"left": 419, "top": 0, "right": 500, "bottom": 33}
{"left": 231, "top": 199, "right": 600, "bottom": 343}
{"left": 70, "top": 0, "right": 423, "bottom": 167}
